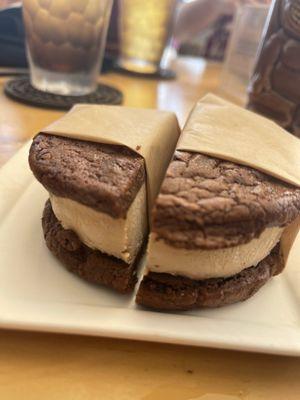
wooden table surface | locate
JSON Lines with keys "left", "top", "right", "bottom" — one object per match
{"left": 0, "top": 58, "right": 299, "bottom": 400}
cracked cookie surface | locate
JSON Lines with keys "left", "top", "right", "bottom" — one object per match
{"left": 152, "top": 151, "right": 300, "bottom": 249}
{"left": 29, "top": 133, "right": 145, "bottom": 218}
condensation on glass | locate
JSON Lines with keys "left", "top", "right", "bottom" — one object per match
{"left": 23, "top": 0, "right": 113, "bottom": 95}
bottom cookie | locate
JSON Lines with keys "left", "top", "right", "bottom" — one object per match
{"left": 42, "top": 200, "right": 139, "bottom": 294}
{"left": 136, "top": 245, "right": 284, "bottom": 310}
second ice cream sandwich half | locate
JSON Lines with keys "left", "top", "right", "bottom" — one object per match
{"left": 29, "top": 105, "right": 180, "bottom": 293}
{"left": 136, "top": 95, "right": 300, "bottom": 310}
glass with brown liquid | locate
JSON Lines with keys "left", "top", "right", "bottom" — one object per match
{"left": 23, "top": 0, "right": 113, "bottom": 95}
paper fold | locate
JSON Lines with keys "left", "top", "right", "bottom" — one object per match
{"left": 41, "top": 104, "right": 181, "bottom": 219}
{"left": 178, "top": 94, "right": 300, "bottom": 187}
{"left": 177, "top": 94, "right": 300, "bottom": 267}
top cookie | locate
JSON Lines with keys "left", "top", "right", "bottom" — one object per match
{"left": 152, "top": 151, "right": 300, "bottom": 250}
{"left": 29, "top": 133, "right": 145, "bottom": 218}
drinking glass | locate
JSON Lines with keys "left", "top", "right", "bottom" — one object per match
{"left": 118, "top": 0, "right": 178, "bottom": 74}
{"left": 219, "top": 4, "right": 269, "bottom": 104}
{"left": 22, "top": 0, "right": 113, "bottom": 95}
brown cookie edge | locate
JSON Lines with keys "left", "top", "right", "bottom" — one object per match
{"left": 136, "top": 244, "right": 284, "bottom": 310}
{"left": 42, "top": 200, "right": 139, "bottom": 294}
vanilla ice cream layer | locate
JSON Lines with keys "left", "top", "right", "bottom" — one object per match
{"left": 147, "top": 227, "right": 284, "bottom": 280}
{"left": 50, "top": 184, "right": 147, "bottom": 264}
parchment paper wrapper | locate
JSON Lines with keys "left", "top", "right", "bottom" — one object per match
{"left": 41, "top": 104, "right": 180, "bottom": 221}
{"left": 177, "top": 94, "right": 300, "bottom": 265}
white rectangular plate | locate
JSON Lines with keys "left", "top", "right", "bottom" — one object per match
{"left": 1, "top": 144, "right": 300, "bottom": 356}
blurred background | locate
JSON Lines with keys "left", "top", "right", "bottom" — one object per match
{"left": 0, "top": 0, "right": 271, "bottom": 65}
{"left": 0, "top": 0, "right": 272, "bottom": 103}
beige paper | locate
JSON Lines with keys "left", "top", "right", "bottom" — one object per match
{"left": 177, "top": 94, "right": 300, "bottom": 266}
{"left": 178, "top": 94, "right": 300, "bottom": 187}
{"left": 42, "top": 104, "right": 180, "bottom": 218}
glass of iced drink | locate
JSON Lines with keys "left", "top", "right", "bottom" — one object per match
{"left": 118, "top": 0, "right": 178, "bottom": 74}
{"left": 22, "top": 0, "right": 113, "bottom": 95}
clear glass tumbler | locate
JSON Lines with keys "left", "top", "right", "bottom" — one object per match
{"left": 118, "top": 0, "right": 178, "bottom": 74}
{"left": 219, "top": 4, "right": 269, "bottom": 104}
{"left": 22, "top": 0, "right": 113, "bottom": 95}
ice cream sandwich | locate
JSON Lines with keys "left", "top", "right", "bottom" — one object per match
{"left": 136, "top": 151, "right": 300, "bottom": 309}
{"left": 136, "top": 95, "right": 300, "bottom": 310}
{"left": 29, "top": 105, "right": 180, "bottom": 293}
